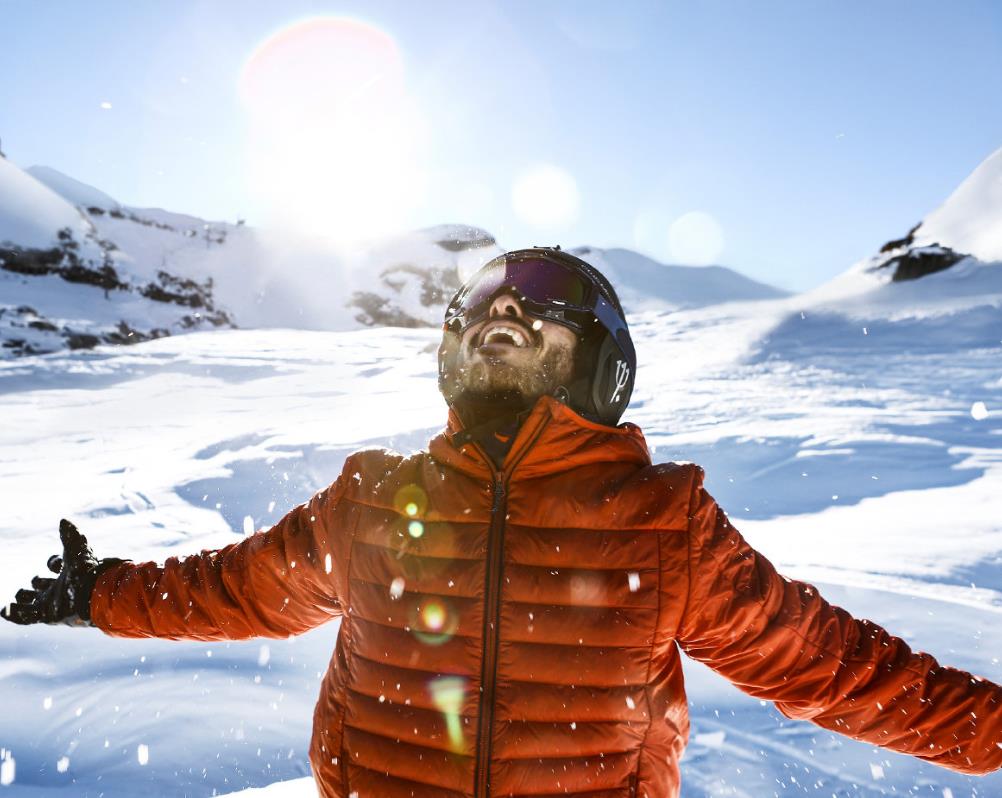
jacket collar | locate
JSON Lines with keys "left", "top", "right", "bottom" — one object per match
{"left": 428, "top": 395, "right": 651, "bottom": 480}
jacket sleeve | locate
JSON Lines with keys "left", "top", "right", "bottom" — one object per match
{"left": 676, "top": 467, "right": 1002, "bottom": 775}
{"left": 90, "top": 476, "right": 349, "bottom": 641}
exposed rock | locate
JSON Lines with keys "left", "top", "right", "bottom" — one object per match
{"left": 141, "top": 271, "right": 210, "bottom": 308}
{"left": 874, "top": 245, "right": 965, "bottom": 282}
{"left": 0, "top": 245, "right": 65, "bottom": 276}
{"left": 350, "top": 291, "right": 430, "bottom": 328}
{"left": 0, "top": 227, "right": 125, "bottom": 290}
{"left": 350, "top": 263, "right": 461, "bottom": 328}
{"left": 1, "top": 226, "right": 235, "bottom": 358}
{"left": 879, "top": 222, "right": 921, "bottom": 254}
{"left": 66, "top": 332, "right": 101, "bottom": 350}
{"left": 102, "top": 321, "right": 167, "bottom": 346}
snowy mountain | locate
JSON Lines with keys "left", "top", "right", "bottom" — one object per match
{"left": 1, "top": 160, "right": 790, "bottom": 360}
{"left": 572, "top": 245, "right": 788, "bottom": 310}
{"left": 0, "top": 160, "right": 233, "bottom": 357}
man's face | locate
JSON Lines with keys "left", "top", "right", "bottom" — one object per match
{"left": 441, "top": 292, "right": 578, "bottom": 403}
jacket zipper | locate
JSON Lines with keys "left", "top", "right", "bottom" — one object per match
{"left": 474, "top": 477, "right": 507, "bottom": 798}
{"left": 469, "top": 413, "right": 548, "bottom": 797}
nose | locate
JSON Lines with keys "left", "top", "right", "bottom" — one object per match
{"left": 488, "top": 292, "right": 525, "bottom": 320}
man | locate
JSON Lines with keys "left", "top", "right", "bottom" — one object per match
{"left": 4, "top": 247, "right": 1001, "bottom": 797}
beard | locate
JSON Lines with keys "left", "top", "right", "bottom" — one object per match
{"left": 439, "top": 334, "right": 576, "bottom": 414}
{"left": 460, "top": 345, "right": 574, "bottom": 398}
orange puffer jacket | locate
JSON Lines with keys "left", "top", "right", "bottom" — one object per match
{"left": 92, "top": 396, "right": 1002, "bottom": 797}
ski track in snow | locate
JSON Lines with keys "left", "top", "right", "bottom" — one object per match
{"left": 1, "top": 285, "right": 1001, "bottom": 797}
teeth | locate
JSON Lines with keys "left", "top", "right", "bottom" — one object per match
{"left": 484, "top": 325, "right": 527, "bottom": 347}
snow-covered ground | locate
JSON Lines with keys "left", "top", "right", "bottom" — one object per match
{"left": 1, "top": 245, "right": 1000, "bottom": 796}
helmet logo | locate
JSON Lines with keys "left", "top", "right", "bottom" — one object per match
{"left": 611, "top": 360, "right": 630, "bottom": 403}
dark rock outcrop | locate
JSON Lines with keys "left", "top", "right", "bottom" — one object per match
{"left": 350, "top": 263, "right": 461, "bottom": 328}
{"left": 879, "top": 246, "right": 965, "bottom": 282}
{"left": 1, "top": 227, "right": 234, "bottom": 358}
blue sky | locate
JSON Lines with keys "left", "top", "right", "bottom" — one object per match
{"left": 2, "top": 0, "right": 1001, "bottom": 290}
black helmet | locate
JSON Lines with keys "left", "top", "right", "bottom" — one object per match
{"left": 439, "top": 247, "right": 636, "bottom": 426}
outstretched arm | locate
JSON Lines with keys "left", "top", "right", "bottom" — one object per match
{"left": 2, "top": 519, "right": 125, "bottom": 626}
{"left": 677, "top": 467, "right": 1002, "bottom": 776}
{"left": 90, "top": 480, "right": 348, "bottom": 641}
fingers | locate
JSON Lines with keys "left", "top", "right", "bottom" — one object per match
{"left": 15, "top": 588, "right": 37, "bottom": 604}
{"left": 31, "top": 576, "right": 56, "bottom": 591}
{"left": 59, "top": 518, "right": 81, "bottom": 548}
{"left": 47, "top": 555, "right": 63, "bottom": 574}
{"left": 1, "top": 601, "right": 43, "bottom": 625}
{"left": 58, "top": 519, "right": 90, "bottom": 567}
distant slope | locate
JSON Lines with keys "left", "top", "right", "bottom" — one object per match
{"left": 572, "top": 245, "right": 788, "bottom": 311}
{"left": 25, "top": 164, "right": 122, "bottom": 212}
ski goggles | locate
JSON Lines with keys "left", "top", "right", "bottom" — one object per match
{"left": 444, "top": 253, "right": 636, "bottom": 364}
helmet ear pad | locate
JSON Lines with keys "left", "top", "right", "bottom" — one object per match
{"left": 588, "top": 332, "right": 634, "bottom": 425}
{"left": 561, "top": 325, "right": 633, "bottom": 427}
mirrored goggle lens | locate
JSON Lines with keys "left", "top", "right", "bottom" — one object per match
{"left": 452, "top": 258, "right": 591, "bottom": 318}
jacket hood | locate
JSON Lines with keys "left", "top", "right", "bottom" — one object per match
{"left": 429, "top": 395, "right": 651, "bottom": 480}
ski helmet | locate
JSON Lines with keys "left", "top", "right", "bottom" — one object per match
{"left": 439, "top": 247, "right": 636, "bottom": 426}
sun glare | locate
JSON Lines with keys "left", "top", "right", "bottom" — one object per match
{"left": 511, "top": 164, "right": 580, "bottom": 229}
{"left": 239, "top": 17, "right": 428, "bottom": 246}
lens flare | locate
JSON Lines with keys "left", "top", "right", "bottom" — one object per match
{"left": 239, "top": 16, "right": 428, "bottom": 245}
{"left": 668, "top": 211, "right": 725, "bottom": 266}
{"left": 407, "top": 520, "right": 424, "bottom": 538}
{"left": 429, "top": 676, "right": 466, "bottom": 753}
{"left": 410, "top": 599, "right": 457, "bottom": 645}
{"left": 394, "top": 484, "right": 428, "bottom": 518}
{"left": 422, "top": 601, "right": 446, "bottom": 632}
{"left": 632, "top": 205, "right": 675, "bottom": 263}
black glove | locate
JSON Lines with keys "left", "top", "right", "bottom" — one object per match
{"left": 2, "top": 519, "right": 124, "bottom": 626}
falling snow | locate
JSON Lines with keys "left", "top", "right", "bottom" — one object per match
{"left": 1, "top": 229, "right": 1001, "bottom": 797}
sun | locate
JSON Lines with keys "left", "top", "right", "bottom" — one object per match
{"left": 239, "top": 17, "right": 428, "bottom": 246}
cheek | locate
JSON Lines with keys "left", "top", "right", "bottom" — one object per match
{"left": 541, "top": 324, "right": 579, "bottom": 354}
{"left": 460, "top": 326, "right": 483, "bottom": 352}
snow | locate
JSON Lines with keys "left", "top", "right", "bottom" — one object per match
{"left": 219, "top": 777, "right": 313, "bottom": 796}
{"left": 3, "top": 143, "right": 1002, "bottom": 795}
{"left": 24, "top": 166, "right": 121, "bottom": 212}
{"left": 913, "top": 145, "right": 1002, "bottom": 262}
{"left": 1, "top": 251, "right": 1001, "bottom": 796}
{"left": 0, "top": 159, "right": 92, "bottom": 249}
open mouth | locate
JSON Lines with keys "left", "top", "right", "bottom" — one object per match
{"left": 480, "top": 323, "right": 531, "bottom": 348}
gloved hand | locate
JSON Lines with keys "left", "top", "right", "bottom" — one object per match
{"left": 1, "top": 519, "right": 124, "bottom": 626}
